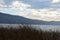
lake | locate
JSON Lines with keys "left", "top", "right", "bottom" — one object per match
{"left": 0, "top": 24, "right": 60, "bottom": 31}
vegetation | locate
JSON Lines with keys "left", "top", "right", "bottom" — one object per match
{"left": 0, "top": 25, "right": 60, "bottom": 40}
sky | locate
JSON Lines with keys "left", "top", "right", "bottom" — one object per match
{"left": 0, "top": 0, "right": 60, "bottom": 21}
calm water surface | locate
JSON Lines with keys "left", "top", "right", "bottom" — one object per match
{"left": 0, "top": 24, "right": 60, "bottom": 31}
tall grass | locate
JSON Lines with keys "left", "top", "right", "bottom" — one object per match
{"left": 0, "top": 25, "right": 60, "bottom": 40}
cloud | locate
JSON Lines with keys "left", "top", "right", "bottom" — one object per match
{"left": 25, "top": 8, "right": 60, "bottom": 21}
{"left": 0, "top": 0, "right": 31, "bottom": 15}
{"left": 20, "top": 0, "right": 51, "bottom": 8}
{"left": 0, "top": 0, "right": 4, "bottom": 4}
{"left": 0, "top": 0, "right": 10, "bottom": 8}
{"left": 11, "top": 1, "right": 31, "bottom": 10}
{"left": 51, "top": 0, "right": 60, "bottom": 3}
{"left": 0, "top": 0, "right": 5, "bottom": 7}
{"left": 20, "top": 0, "right": 60, "bottom": 8}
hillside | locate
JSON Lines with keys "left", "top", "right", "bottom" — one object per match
{"left": 0, "top": 12, "right": 60, "bottom": 25}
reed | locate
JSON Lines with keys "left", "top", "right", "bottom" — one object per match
{"left": 0, "top": 25, "right": 60, "bottom": 40}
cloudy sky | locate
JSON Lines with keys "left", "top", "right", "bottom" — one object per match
{"left": 0, "top": 0, "right": 60, "bottom": 21}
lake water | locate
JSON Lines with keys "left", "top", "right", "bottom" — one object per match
{"left": 0, "top": 24, "right": 60, "bottom": 31}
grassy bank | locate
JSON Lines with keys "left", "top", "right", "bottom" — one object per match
{"left": 0, "top": 25, "right": 60, "bottom": 40}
